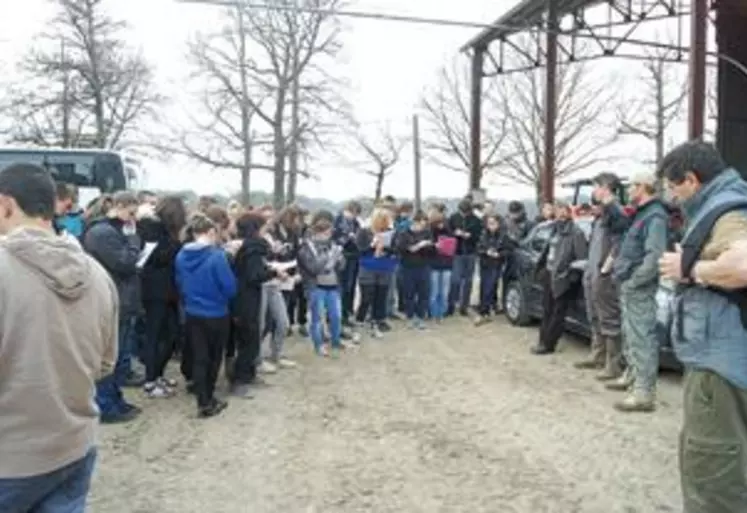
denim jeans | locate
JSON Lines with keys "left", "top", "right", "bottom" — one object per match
{"left": 308, "top": 287, "right": 342, "bottom": 351}
{"left": 429, "top": 269, "right": 451, "bottom": 320}
{"left": 0, "top": 449, "right": 96, "bottom": 513}
{"left": 96, "top": 316, "right": 135, "bottom": 417}
{"left": 386, "top": 264, "right": 399, "bottom": 316}
{"left": 478, "top": 264, "right": 502, "bottom": 316}
{"left": 402, "top": 266, "right": 430, "bottom": 320}
{"left": 449, "top": 254, "right": 477, "bottom": 312}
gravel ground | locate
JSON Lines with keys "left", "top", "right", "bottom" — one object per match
{"left": 89, "top": 316, "right": 683, "bottom": 513}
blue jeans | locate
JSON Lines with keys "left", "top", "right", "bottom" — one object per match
{"left": 449, "top": 254, "right": 477, "bottom": 313}
{"left": 429, "top": 269, "right": 452, "bottom": 319}
{"left": 386, "top": 264, "right": 399, "bottom": 316}
{"left": 96, "top": 316, "right": 135, "bottom": 417}
{"left": 309, "top": 287, "right": 342, "bottom": 351}
{"left": 478, "top": 264, "right": 503, "bottom": 316}
{"left": 402, "top": 266, "right": 430, "bottom": 320}
{"left": 0, "top": 449, "right": 96, "bottom": 513}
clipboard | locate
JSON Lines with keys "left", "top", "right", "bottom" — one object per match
{"left": 137, "top": 242, "right": 158, "bottom": 268}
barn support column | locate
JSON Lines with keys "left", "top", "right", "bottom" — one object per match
{"left": 469, "top": 47, "right": 485, "bottom": 193}
{"left": 542, "top": 0, "right": 558, "bottom": 203}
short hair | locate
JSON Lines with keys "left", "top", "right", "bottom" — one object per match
{"left": 658, "top": 140, "right": 727, "bottom": 185}
{"left": 0, "top": 163, "right": 56, "bottom": 219}
{"left": 112, "top": 191, "right": 138, "bottom": 207}
{"left": 189, "top": 214, "right": 216, "bottom": 236}
{"left": 55, "top": 181, "right": 75, "bottom": 201}
{"left": 508, "top": 200, "right": 524, "bottom": 214}
{"left": 137, "top": 190, "right": 156, "bottom": 202}
{"left": 397, "top": 201, "right": 414, "bottom": 215}
{"left": 592, "top": 172, "right": 621, "bottom": 190}
{"left": 345, "top": 200, "right": 362, "bottom": 215}
{"left": 205, "top": 205, "right": 230, "bottom": 230}
{"left": 382, "top": 195, "right": 396, "bottom": 203}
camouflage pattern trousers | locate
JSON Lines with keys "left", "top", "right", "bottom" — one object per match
{"left": 619, "top": 283, "right": 659, "bottom": 394}
{"left": 680, "top": 369, "right": 747, "bottom": 512}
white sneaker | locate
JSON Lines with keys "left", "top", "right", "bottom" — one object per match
{"left": 144, "top": 382, "right": 174, "bottom": 399}
{"left": 370, "top": 325, "right": 384, "bottom": 339}
{"left": 277, "top": 358, "right": 297, "bottom": 369}
{"left": 258, "top": 361, "right": 278, "bottom": 374}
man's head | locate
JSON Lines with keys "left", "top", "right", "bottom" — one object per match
{"left": 658, "top": 141, "right": 727, "bottom": 204}
{"left": 554, "top": 201, "right": 572, "bottom": 221}
{"left": 55, "top": 182, "right": 77, "bottom": 216}
{"left": 540, "top": 202, "right": 555, "bottom": 220}
{"left": 592, "top": 172, "right": 621, "bottom": 203}
{"left": 627, "top": 170, "right": 658, "bottom": 206}
{"left": 508, "top": 200, "right": 525, "bottom": 220}
{"left": 108, "top": 191, "right": 139, "bottom": 224}
{"left": 137, "top": 190, "right": 158, "bottom": 207}
{"left": 0, "top": 163, "right": 56, "bottom": 235}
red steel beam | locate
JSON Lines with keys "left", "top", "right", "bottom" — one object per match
{"left": 688, "top": 0, "right": 709, "bottom": 140}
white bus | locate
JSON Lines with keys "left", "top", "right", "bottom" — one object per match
{"left": 0, "top": 148, "right": 131, "bottom": 194}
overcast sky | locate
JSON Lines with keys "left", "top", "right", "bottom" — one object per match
{"left": 0, "top": 0, "right": 705, "bottom": 201}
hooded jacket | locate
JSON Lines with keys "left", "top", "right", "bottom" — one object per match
{"left": 83, "top": 217, "right": 141, "bottom": 316}
{"left": 0, "top": 227, "right": 119, "bottom": 478}
{"left": 233, "top": 237, "right": 277, "bottom": 324}
{"left": 137, "top": 215, "right": 182, "bottom": 303}
{"left": 176, "top": 242, "right": 237, "bottom": 318}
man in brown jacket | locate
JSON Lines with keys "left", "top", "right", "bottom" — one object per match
{"left": 0, "top": 164, "right": 119, "bottom": 513}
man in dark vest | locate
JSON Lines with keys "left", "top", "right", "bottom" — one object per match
{"left": 658, "top": 141, "right": 747, "bottom": 513}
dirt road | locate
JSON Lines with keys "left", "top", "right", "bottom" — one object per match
{"left": 89, "top": 317, "right": 683, "bottom": 513}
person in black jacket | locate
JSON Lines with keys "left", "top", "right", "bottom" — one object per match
{"left": 396, "top": 211, "right": 433, "bottom": 330}
{"left": 447, "top": 198, "right": 483, "bottom": 316}
{"left": 137, "top": 195, "right": 187, "bottom": 399}
{"left": 230, "top": 212, "right": 284, "bottom": 398}
{"left": 83, "top": 191, "right": 142, "bottom": 424}
{"left": 333, "top": 200, "right": 362, "bottom": 328}
{"left": 475, "top": 214, "right": 509, "bottom": 325}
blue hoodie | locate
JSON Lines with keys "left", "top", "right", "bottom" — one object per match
{"left": 175, "top": 242, "right": 237, "bottom": 318}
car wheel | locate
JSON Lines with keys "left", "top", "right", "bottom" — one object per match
{"left": 503, "top": 280, "right": 531, "bottom": 326}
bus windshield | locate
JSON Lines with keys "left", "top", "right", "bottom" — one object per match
{"left": 0, "top": 149, "right": 128, "bottom": 193}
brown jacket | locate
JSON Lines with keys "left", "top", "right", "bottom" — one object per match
{"left": 0, "top": 227, "right": 119, "bottom": 478}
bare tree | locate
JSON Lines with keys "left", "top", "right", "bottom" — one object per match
{"left": 352, "top": 123, "right": 408, "bottom": 201}
{"left": 421, "top": 58, "right": 508, "bottom": 175}
{"left": 183, "top": 0, "right": 344, "bottom": 208}
{"left": 1, "top": 0, "right": 160, "bottom": 149}
{"left": 617, "top": 45, "right": 688, "bottom": 165}
{"left": 496, "top": 53, "right": 616, "bottom": 197}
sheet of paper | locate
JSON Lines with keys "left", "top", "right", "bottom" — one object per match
{"left": 271, "top": 260, "right": 297, "bottom": 272}
{"left": 137, "top": 242, "right": 158, "bottom": 268}
{"left": 379, "top": 230, "right": 394, "bottom": 248}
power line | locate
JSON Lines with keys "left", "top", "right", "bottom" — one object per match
{"left": 176, "top": 0, "right": 691, "bottom": 54}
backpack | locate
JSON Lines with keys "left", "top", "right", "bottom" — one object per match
{"left": 677, "top": 197, "right": 747, "bottom": 332}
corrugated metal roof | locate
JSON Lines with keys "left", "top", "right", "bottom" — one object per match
{"left": 461, "top": 0, "right": 604, "bottom": 51}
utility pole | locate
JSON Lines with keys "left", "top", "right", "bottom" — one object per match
{"left": 412, "top": 114, "right": 422, "bottom": 212}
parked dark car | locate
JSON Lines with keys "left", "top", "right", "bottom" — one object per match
{"left": 502, "top": 219, "right": 681, "bottom": 370}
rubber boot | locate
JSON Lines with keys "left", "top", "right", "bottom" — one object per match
{"left": 574, "top": 333, "right": 606, "bottom": 370}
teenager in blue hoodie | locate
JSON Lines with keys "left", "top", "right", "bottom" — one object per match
{"left": 175, "top": 215, "right": 238, "bottom": 418}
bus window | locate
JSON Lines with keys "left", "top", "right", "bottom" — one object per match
{"left": 93, "top": 153, "right": 127, "bottom": 192}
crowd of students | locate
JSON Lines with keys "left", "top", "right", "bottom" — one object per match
{"left": 54, "top": 187, "right": 544, "bottom": 422}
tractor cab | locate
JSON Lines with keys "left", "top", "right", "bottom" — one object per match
{"left": 562, "top": 178, "right": 630, "bottom": 219}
